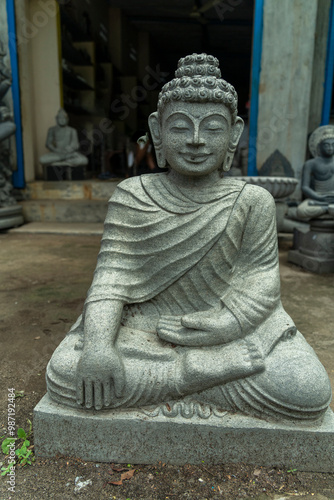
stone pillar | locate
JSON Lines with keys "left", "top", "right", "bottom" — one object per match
{"left": 256, "top": 0, "right": 330, "bottom": 197}
{"left": 308, "top": 0, "right": 331, "bottom": 133}
{"left": 14, "top": 0, "right": 62, "bottom": 180}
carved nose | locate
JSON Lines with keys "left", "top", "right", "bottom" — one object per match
{"left": 187, "top": 129, "right": 205, "bottom": 146}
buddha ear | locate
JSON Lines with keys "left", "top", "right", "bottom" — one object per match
{"left": 229, "top": 116, "right": 244, "bottom": 151}
{"left": 148, "top": 112, "right": 167, "bottom": 168}
{"left": 222, "top": 116, "right": 244, "bottom": 173}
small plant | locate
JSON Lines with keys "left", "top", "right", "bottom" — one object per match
{"left": 287, "top": 468, "right": 298, "bottom": 474}
{"left": 1, "top": 420, "right": 35, "bottom": 476}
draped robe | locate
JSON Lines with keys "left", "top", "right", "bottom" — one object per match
{"left": 46, "top": 173, "right": 331, "bottom": 420}
{"left": 86, "top": 173, "right": 282, "bottom": 332}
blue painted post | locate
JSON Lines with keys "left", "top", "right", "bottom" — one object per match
{"left": 321, "top": 0, "right": 334, "bottom": 125}
{"left": 6, "top": 0, "right": 25, "bottom": 188}
{"left": 247, "top": 0, "right": 264, "bottom": 176}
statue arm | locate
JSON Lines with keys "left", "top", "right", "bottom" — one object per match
{"left": 301, "top": 162, "right": 326, "bottom": 201}
{"left": 66, "top": 128, "right": 79, "bottom": 153}
{"left": 45, "top": 128, "right": 57, "bottom": 152}
{"left": 76, "top": 299, "right": 125, "bottom": 409}
{"left": 220, "top": 186, "right": 281, "bottom": 334}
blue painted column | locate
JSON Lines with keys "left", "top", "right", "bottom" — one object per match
{"left": 247, "top": 0, "right": 264, "bottom": 176}
{"left": 321, "top": 0, "right": 334, "bottom": 125}
{"left": 6, "top": 0, "right": 25, "bottom": 188}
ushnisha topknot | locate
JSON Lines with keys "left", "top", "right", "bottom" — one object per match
{"left": 157, "top": 53, "right": 238, "bottom": 123}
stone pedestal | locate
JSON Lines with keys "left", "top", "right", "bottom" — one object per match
{"left": 288, "top": 218, "right": 334, "bottom": 273}
{"left": 34, "top": 395, "right": 334, "bottom": 472}
{"left": 0, "top": 205, "right": 24, "bottom": 230}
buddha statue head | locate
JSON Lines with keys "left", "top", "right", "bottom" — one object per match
{"left": 149, "top": 53, "right": 244, "bottom": 176}
{"left": 308, "top": 125, "right": 334, "bottom": 158}
{"left": 56, "top": 108, "right": 69, "bottom": 128}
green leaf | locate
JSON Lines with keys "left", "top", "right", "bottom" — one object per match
{"left": 1, "top": 464, "right": 12, "bottom": 476}
{"left": 2, "top": 438, "right": 16, "bottom": 454}
{"left": 17, "top": 428, "right": 26, "bottom": 439}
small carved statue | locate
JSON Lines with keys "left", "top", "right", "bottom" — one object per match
{"left": 297, "top": 125, "right": 334, "bottom": 220}
{"left": 46, "top": 54, "right": 331, "bottom": 422}
{"left": 40, "top": 108, "right": 88, "bottom": 169}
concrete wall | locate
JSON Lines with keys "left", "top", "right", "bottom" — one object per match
{"left": 257, "top": 0, "right": 318, "bottom": 191}
{"left": 15, "top": 0, "right": 61, "bottom": 181}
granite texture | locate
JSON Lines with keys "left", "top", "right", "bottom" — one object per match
{"left": 34, "top": 395, "right": 334, "bottom": 471}
{"left": 35, "top": 54, "right": 332, "bottom": 465}
{"left": 289, "top": 219, "right": 334, "bottom": 273}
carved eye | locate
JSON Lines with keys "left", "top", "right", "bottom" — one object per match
{"left": 171, "top": 126, "right": 189, "bottom": 132}
{"left": 206, "top": 126, "right": 223, "bottom": 131}
{"left": 204, "top": 120, "right": 225, "bottom": 132}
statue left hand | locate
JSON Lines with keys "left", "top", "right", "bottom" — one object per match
{"left": 157, "top": 309, "right": 242, "bottom": 347}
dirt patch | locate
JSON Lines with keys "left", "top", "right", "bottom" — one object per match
{"left": 0, "top": 232, "right": 333, "bottom": 499}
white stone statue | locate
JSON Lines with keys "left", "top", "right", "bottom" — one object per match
{"left": 46, "top": 54, "right": 331, "bottom": 423}
{"left": 40, "top": 109, "right": 88, "bottom": 169}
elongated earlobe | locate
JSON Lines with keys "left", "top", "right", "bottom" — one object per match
{"left": 148, "top": 112, "right": 167, "bottom": 168}
{"left": 222, "top": 151, "right": 234, "bottom": 172}
{"left": 222, "top": 116, "right": 244, "bottom": 173}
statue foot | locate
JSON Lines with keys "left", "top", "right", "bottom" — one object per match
{"left": 180, "top": 338, "right": 265, "bottom": 394}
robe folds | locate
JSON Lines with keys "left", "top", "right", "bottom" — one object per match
{"left": 47, "top": 173, "right": 332, "bottom": 418}
{"left": 85, "top": 173, "right": 285, "bottom": 337}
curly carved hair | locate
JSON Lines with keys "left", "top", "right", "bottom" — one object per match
{"left": 157, "top": 53, "right": 238, "bottom": 124}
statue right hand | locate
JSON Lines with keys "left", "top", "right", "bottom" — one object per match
{"left": 76, "top": 346, "right": 125, "bottom": 410}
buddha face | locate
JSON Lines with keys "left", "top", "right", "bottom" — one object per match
{"left": 149, "top": 101, "right": 243, "bottom": 176}
{"left": 319, "top": 139, "right": 334, "bottom": 158}
{"left": 56, "top": 110, "right": 69, "bottom": 127}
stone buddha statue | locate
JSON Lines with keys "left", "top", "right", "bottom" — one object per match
{"left": 46, "top": 54, "right": 331, "bottom": 423}
{"left": 297, "top": 125, "right": 334, "bottom": 220}
{"left": 40, "top": 108, "right": 88, "bottom": 169}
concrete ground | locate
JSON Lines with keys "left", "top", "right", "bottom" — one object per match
{"left": 0, "top": 227, "right": 333, "bottom": 499}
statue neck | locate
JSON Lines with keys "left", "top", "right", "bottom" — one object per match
{"left": 167, "top": 169, "right": 222, "bottom": 190}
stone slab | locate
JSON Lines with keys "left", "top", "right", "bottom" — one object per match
{"left": 23, "top": 180, "right": 120, "bottom": 201}
{"left": 10, "top": 222, "right": 103, "bottom": 235}
{"left": 34, "top": 395, "right": 334, "bottom": 471}
{"left": 19, "top": 199, "right": 108, "bottom": 223}
{"left": 288, "top": 249, "right": 334, "bottom": 274}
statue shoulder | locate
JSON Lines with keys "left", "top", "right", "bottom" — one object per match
{"left": 242, "top": 182, "right": 275, "bottom": 208}
{"left": 303, "top": 158, "right": 316, "bottom": 171}
{"left": 109, "top": 176, "right": 142, "bottom": 201}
